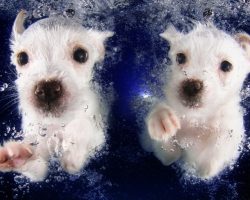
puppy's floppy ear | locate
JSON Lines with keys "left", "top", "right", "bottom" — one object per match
{"left": 160, "top": 25, "right": 183, "bottom": 44}
{"left": 235, "top": 32, "right": 250, "bottom": 60}
{"left": 12, "top": 10, "right": 27, "bottom": 41}
{"left": 88, "top": 30, "right": 114, "bottom": 61}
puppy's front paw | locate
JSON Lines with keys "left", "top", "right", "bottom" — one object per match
{"left": 61, "top": 151, "right": 84, "bottom": 174}
{"left": 0, "top": 142, "right": 33, "bottom": 170}
{"left": 196, "top": 161, "right": 221, "bottom": 180}
{"left": 147, "top": 104, "right": 181, "bottom": 141}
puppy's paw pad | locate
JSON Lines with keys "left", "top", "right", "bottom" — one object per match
{"left": 147, "top": 106, "right": 180, "bottom": 141}
{"left": 0, "top": 142, "right": 32, "bottom": 169}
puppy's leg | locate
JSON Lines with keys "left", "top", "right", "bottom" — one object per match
{"left": 193, "top": 128, "right": 243, "bottom": 179}
{"left": 0, "top": 139, "right": 49, "bottom": 181}
{"left": 60, "top": 116, "right": 103, "bottom": 174}
{"left": 147, "top": 103, "right": 182, "bottom": 165}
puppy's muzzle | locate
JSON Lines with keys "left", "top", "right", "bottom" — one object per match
{"left": 180, "top": 79, "right": 203, "bottom": 108}
{"left": 34, "top": 79, "right": 63, "bottom": 111}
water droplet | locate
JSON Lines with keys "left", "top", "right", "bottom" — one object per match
{"left": 0, "top": 87, "right": 4, "bottom": 92}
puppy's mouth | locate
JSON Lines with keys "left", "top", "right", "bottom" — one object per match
{"left": 37, "top": 101, "right": 63, "bottom": 114}
{"left": 180, "top": 98, "right": 202, "bottom": 108}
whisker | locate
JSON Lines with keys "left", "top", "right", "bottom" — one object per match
{"left": 0, "top": 95, "right": 19, "bottom": 102}
{"left": 0, "top": 102, "right": 18, "bottom": 114}
{"left": 0, "top": 97, "right": 19, "bottom": 112}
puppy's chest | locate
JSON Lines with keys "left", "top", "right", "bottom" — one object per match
{"left": 176, "top": 120, "right": 220, "bottom": 149}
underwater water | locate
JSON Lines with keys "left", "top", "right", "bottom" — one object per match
{"left": 0, "top": 0, "right": 250, "bottom": 199}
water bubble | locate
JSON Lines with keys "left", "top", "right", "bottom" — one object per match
{"left": 6, "top": 126, "right": 11, "bottom": 133}
{"left": 14, "top": 175, "right": 25, "bottom": 184}
{"left": 203, "top": 8, "right": 214, "bottom": 19}
{"left": 0, "top": 87, "right": 4, "bottom": 92}
{"left": 39, "top": 126, "right": 47, "bottom": 137}
{"left": 64, "top": 8, "right": 75, "bottom": 18}
{"left": 3, "top": 83, "right": 8, "bottom": 89}
{"left": 84, "top": 104, "right": 89, "bottom": 112}
{"left": 30, "top": 141, "right": 39, "bottom": 146}
{"left": 39, "top": 132, "right": 46, "bottom": 137}
{"left": 141, "top": 92, "right": 151, "bottom": 99}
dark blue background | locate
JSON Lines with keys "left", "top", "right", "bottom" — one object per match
{"left": 0, "top": 0, "right": 250, "bottom": 199}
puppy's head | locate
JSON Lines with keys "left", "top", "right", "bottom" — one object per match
{"left": 161, "top": 23, "right": 250, "bottom": 116}
{"left": 10, "top": 10, "right": 113, "bottom": 118}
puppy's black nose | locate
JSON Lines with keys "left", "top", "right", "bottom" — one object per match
{"left": 182, "top": 79, "right": 203, "bottom": 98}
{"left": 35, "top": 80, "right": 62, "bottom": 103}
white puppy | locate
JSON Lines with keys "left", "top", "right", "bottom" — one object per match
{"left": 146, "top": 23, "right": 250, "bottom": 179}
{"left": 0, "top": 10, "right": 113, "bottom": 181}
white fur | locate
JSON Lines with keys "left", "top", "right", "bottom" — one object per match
{"left": 146, "top": 23, "right": 250, "bottom": 179}
{"left": 0, "top": 10, "right": 113, "bottom": 181}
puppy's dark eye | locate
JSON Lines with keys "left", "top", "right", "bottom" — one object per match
{"left": 73, "top": 48, "right": 88, "bottom": 63}
{"left": 176, "top": 53, "right": 186, "bottom": 65}
{"left": 17, "top": 51, "right": 29, "bottom": 66}
{"left": 220, "top": 60, "right": 232, "bottom": 72}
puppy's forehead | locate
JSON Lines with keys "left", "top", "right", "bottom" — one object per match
{"left": 176, "top": 26, "right": 241, "bottom": 58}
{"left": 16, "top": 17, "right": 92, "bottom": 50}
